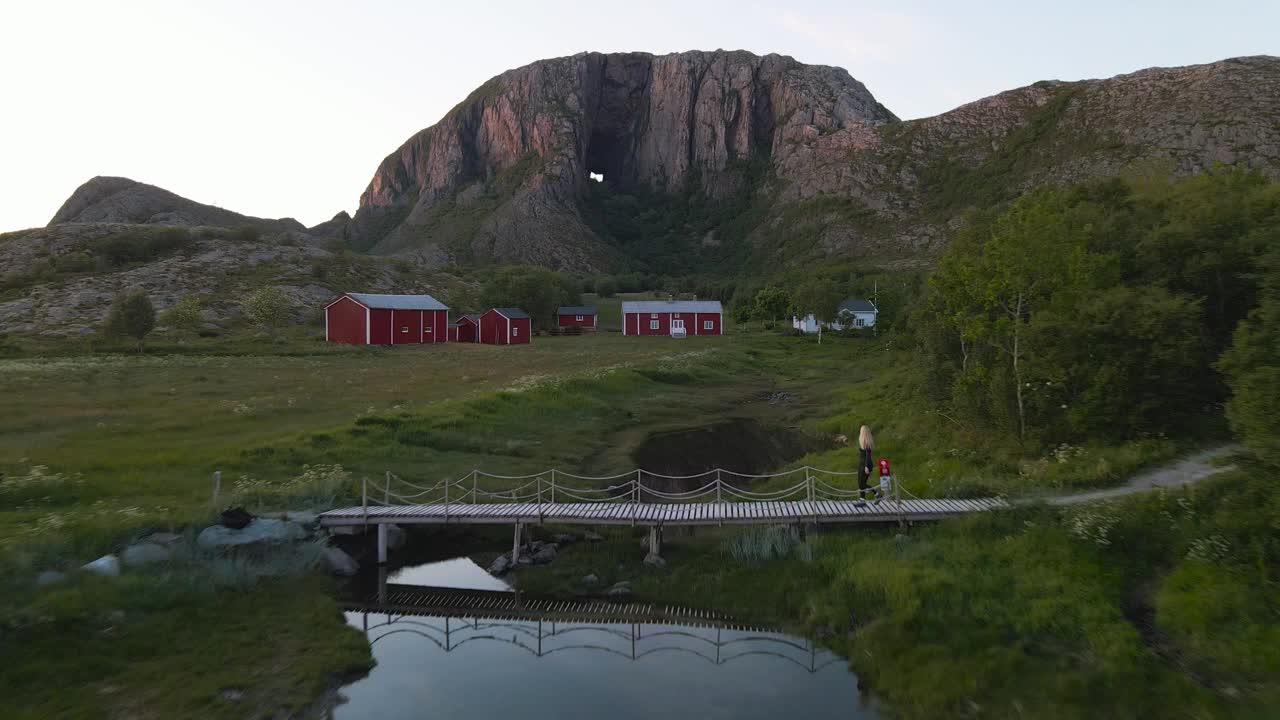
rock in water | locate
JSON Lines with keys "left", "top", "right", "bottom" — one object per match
{"left": 553, "top": 533, "right": 577, "bottom": 545}
{"left": 581, "top": 574, "right": 599, "bottom": 586}
{"left": 322, "top": 547, "right": 359, "bottom": 576}
{"left": 532, "top": 545, "right": 557, "bottom": 564}
{"left": 81, "top": 555, "right": 121, "bottom": 577}
{"left": 197, "top": 519, "right": 306, "bottom": 549}
{"left": 643, "top": 553, "right": 666, "bottom": 568}
{"left": 122, "top": 543, "right": 171, "bottom": 567}
{"left": 606, "top": 582, "right": 633, "bottom": 601}
{"left": 488, "top": 555, "right": 512, "bottom": 575}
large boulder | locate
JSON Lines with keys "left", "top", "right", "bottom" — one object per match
{"left": 532, "top": 545, "right": 557, "bottom": 564}
{"left": 81, "top": 555, "right": 121, "bottom": 577}
{"left": 488, "top": 555, "right": 512, "bottom": 575}
{"left": 322, "top": 547, "right": 359, "bottom": 576}
{"left": 606, "top": 581, "right": 633, "bottom": 601}
{"left": 122, "top": 543, "right": 171, "bottom": 567}
{"left": 643, "top": 552, "right": 666, "bottom": 569}
{"left": 197, "top": 519, "right": 306, "bottom": 550}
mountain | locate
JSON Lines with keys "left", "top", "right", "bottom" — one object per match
{"left": 50, "top": 176, "right": 308, "bottom": 235}
{"left": 344, "top": 52, "right": 1280, "bottom": 272}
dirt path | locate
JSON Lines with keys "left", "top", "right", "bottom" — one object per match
{"left": 1044, "top": 445, "right": 1239, "bottom": 506}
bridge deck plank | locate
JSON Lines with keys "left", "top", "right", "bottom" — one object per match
{"left": 320, "top": 493, "right": 1006, "bottom": 527}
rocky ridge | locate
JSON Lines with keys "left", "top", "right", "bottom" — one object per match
{"left": 346, "top": 52, "right": 1280, "bottom": 269}
{"left": 50, "top": 176, "right": 308, "bottom": 235}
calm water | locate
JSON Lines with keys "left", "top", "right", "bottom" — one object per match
{"left": 331, "top": 558, "right": 881, "bottom": 720}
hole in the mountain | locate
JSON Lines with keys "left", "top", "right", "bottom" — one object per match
{"left": 589, "top": 172, "right": 604, "bottom": 182}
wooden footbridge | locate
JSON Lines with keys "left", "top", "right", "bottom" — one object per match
{"left": 318, "top": 466, "right": 1007, "bottom": 562}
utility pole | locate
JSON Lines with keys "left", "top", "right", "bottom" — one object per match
{"left": 874, "top": 280, "right": 879, "bottom": 337}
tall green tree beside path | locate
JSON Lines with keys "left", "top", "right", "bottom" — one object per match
{"left": 1219, "top": 250, "right": 1280, "bottom": 467}
{"left": 161, "top": 296, "right": 204, "bottom": 338}
{"left": 480, "top": 265, "right": 579, "bottom": 329}
{"left": 954, "top": 192, "right": 1078, "bottom": 439}
{"left": 242, "top": 287, "right": 294, "bottom": 339}
{"left": 104, "top": 290, "right": 156, "bottom": 352}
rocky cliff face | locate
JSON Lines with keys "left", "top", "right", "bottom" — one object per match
{"left": 349, "top": 50, "right": 896, "bottom": 267}
{"left": 50, "top": 176, "right": 307, "bottom": 235}
{"left": 349, "top": 52, "right": 1280, "bottom": 271}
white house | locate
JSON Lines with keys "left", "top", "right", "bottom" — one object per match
{"left": 793, "top": 298, "right": 878, "bottom": 333}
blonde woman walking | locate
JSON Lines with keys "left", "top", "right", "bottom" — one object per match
{"left": 857, "top": 425, "right": 878, "bottom": 502}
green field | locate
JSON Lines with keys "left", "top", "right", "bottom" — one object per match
{"left": 1, "top": 328, "right": 1274, "bottom": 718}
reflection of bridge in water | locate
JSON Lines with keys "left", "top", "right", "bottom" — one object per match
{"left": 348, "top": 582, "right": 845, "bottom": 673}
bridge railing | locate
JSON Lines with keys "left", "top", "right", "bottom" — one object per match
{"left": 360, "top": 465, "right": 905, "bottom": 518}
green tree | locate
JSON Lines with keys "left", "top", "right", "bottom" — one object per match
{"left": 594, "top": 276, "right": 618, "bottom": 298}
{"left": 1219, "top": 251, "right": 1280, "bottom": 467}
{"left": 751, "top": 285, "right": 792, "bottom": 323}
{"left": 242, "top": 287, "right": 294, "bottom": 338}
{"left": 791, "top": 279, "right": 842, "bottom": 340}
{"left": 161, "top": 296, "right": 204, "bottom": 338}
{"left": 966, "top": 192, "right": 1079, "bottom": 438}
{"left": 103, "top": 290, "right": 156, "bottom": 352}
{"left": 480, "top": 265, "right": 580, "bottom": 329}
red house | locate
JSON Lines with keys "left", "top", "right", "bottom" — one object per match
{"left": 455, "top": 314, "right": 480, "bottom": 343}
{"left": 557, "top": 306, "right": 598, "bottom": 330}
{"left": 622, "top": 300, "right": 723, "bottom": 337}
{"left": 479, "top": 308, "right": 531, "bottom": 345}
{"left": 324, "top": 293, "right": 450, "bottom": 345}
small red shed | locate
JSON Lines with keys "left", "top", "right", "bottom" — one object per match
{"left": 556, "top": 306, "right": 598, "bottom": 330}
{"left": 621, "top": 300, "right": 723, "bottom": 337}
{"left": 324, "top": 293, "right": 450, "bottom": 345}
{"left": 479, "top": 308, "right": 531, "bottom": 345}
{"left": 455, "top": 314, "right": 480, "bottom": 343}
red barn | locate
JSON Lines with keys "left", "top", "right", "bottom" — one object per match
{"left": 557, "top": 306, "right": 598, "bottom": 330}
{"left": 479, "top": 308, "right": 531, "bottom": 345}
{"left": 455, "top": 314, "right": 480, "bottom": 343}
{"left": 622, "top": 300, "right": 723, "bottom": 337}
{"left": 324, "top": 293, "right": 450, "bottom": 345}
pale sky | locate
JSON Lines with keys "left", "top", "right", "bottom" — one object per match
{"left": 1, "top": 0, "right": 1274, "bottom": 232}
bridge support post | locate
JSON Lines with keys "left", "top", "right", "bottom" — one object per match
{"left": 512, "top": 523, "right": 522, "bottom": 564}
{"left": 648, "top": 526, "right": 661, "bottom": 557}
{"left": 377, "top": 523, "right": 388, "bottom": 564}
